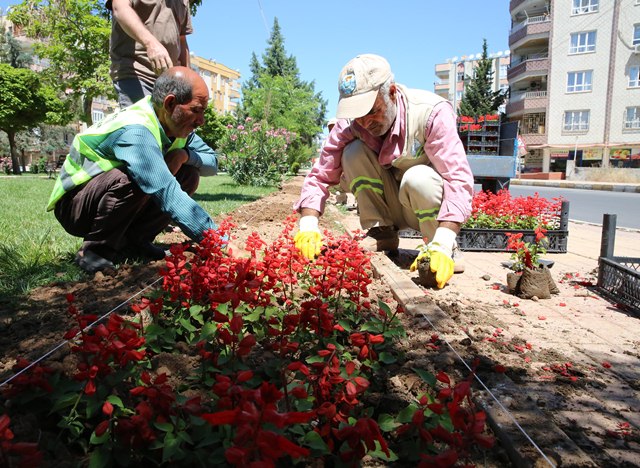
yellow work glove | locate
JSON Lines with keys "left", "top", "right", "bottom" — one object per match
{"left": 294, "top": 215, "right": 323, "bottom": 260}
{"left": 409, "top": 227, "right": 457, "bottom": 289}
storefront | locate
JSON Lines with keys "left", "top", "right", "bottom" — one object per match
{"left": 609, "top": 147, "right": 640, "bottom": 168}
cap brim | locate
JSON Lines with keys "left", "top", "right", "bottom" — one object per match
{"left": 335, "top": 89, "right": 378, "bottom": 119}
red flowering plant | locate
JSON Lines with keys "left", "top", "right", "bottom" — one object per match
{"left": 505, "top": 227, "right": 548, "bottom": 272}
{"left": 464, "top": 189, "right": 563, "bottom": 230}
{"left": 0, "top": 215, "right": 495, "bottom": 466}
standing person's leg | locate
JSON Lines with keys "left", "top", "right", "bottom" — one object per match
{"left": 54, "top": 168, "right": 153, "bottom": 271}
{"left": 113, "top": 78, "right": 154, "bottom": 108}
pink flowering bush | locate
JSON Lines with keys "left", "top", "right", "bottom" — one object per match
{"left": 218, "top": 117, "right": 298, "bottom": 186}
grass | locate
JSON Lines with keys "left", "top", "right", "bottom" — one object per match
{"left": 0, "top": 173, "right": 276, "bottom": 299}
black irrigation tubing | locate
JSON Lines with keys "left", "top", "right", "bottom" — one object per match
{"left": 0, "top": 276, "right": 163, "bottom": 390}
{"left": 410, "top": 303, "right": 556, "bottom": 467}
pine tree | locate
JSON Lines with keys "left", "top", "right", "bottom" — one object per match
{"left": 458, "top": 39, "right": 505, "bottom": 118}
{"left": 241, "top": 17, "right": 327, "bottom": 150}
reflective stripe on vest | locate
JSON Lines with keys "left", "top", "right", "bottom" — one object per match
{"left": 46, "top": 96, "right": 187, "bottom": 211}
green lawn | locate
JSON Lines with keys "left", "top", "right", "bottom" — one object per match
{"left": 0, "top": 173, "right": 275, "bottom": 298}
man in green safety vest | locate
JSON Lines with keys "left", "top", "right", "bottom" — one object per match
{"left": 47, "top": 66, "right": 220, "bottom": 273}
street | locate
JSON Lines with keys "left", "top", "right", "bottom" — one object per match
{"left": 509, "top": 186, "right": 640, "bottom": 230}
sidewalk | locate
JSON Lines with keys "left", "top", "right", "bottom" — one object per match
{"left": 331, "top": 201, "right": 640, "bottom": 466}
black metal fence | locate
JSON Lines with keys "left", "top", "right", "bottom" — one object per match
{"left": 597, "top": 214, "right": 640, "bottom": 314}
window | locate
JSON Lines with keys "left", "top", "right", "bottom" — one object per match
{"left": 572, "top": 0, "right": 598, "bottom": 14}
{"left": 456, "top": 91, "right": 463, "bottom": 101}
{"left": 624, "top": 107, "right": 640, "bottom": 129}
{"left": 564, "top": 110, "right": 590, "bottom": 132}
{"left": 499, "top": 64, "right": 508, "bottom": 78}
{"left": 567, "top": 71, "right": 593, "bottom": 92}
{"left": 630, "top": 67, "right": 640, "bottom": 87}
{"left": 569, "top": 31, "right": 596, "bottom": 53}
{"left": 92, "top": 110, "right": 105, "bottom": 123}
{"left": 634, "top": 25, "right": 640, "bottom": 46}
{"left": 456, "top": 71, "right": 464, "bottom": 82}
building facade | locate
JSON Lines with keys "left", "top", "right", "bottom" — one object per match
{"left": 190, "top": 54, "right": 241, "bottom": 114}
{"left": 434, "top": 52, "right": 511, "bottom": 113}
{"left": 507, "top": 0, "right": 640, "bottom": 176}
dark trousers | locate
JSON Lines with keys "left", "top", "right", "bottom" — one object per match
{"left": 54, "top": 166, "right": 199, "bottom": 255}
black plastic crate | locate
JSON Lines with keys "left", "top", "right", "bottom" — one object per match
{"left": 458, "top": 228, "right": 568, "bottom": 253}
{"left": 597, "top": 257, "right": 640, "bottom": 314}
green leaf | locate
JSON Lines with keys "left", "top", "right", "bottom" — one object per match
{"left": 378, "top": 352, "right": 397, "bottom": 364}
{"left": 49, "top": 392, "right": 78, "bottom": 413}
{"left": 304, "top": 431, "right": 329, "bottom": 452}
{"left": 337, "top": 319, "right": 353, "bottom": 332}
{"left": 413, "top": 367, "right": 437, "bottom": 387}
{"left": 378, "top": 299, "right": 392, "bottom": 316}
{"left": 360, "top": 322, "right": 382, "bottom": 333}
{"left": 162, "top": 433, "right": 183, "bottom": 464}
{"left": 369, "top": 441, "right": 398, "bottom": 461}
{"left": 154, "top": 422, "right": 174, "bottom": 433}
{"left": 199, "top": 322, "right": 217, "bottom": 340}
{"left": 89, "top": 427, "right": 110, "bottom": 445}
{"left": 88, "top": 445, "right": 112, "bottom": 468}
{"left": 377, "top": 414, "right": 399, "bottom": 432}
{"left": 245, "top": 308, "right": 263, "bottom": 322}
{"left": 178, "top": 317, "right": 196, "bottom": 332}
{"left": 397, "top": 404, "right": 419, "bottom": 424}
{"left": 106, "top": 395, "right": 124, "bottom": 409}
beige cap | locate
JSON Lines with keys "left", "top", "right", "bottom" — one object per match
{"left": 336, "top": 54, "right": 392, "bottom": 119}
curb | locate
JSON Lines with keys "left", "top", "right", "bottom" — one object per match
{"left": 511, "top": 179, "right": 640, "bottom": 193}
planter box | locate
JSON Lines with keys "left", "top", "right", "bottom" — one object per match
{"left": 458, "top": 228, "right": 568, "bottom": 253}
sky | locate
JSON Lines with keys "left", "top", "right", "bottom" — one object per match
{"left": 0, "top": 0, "right": 512, "bottom": 123}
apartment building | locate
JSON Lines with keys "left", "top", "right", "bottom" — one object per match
{"left": 435, "top": 52, "right": 511, "bottom": 113}
{"left": 507, "top": 0, "right": 640, "bottom": 176}
{"left": 190, "top": 54, "right": 241, "bottom": 114}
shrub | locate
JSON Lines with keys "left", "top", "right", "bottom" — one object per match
{"left": 0, "top": 157, "right": 12, "bottom": 174}
{"left": 217, "top": 117, "right": 297, "bottom": 186}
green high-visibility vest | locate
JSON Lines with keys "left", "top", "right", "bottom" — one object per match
{"left": 46, "top": 96, "right": 187, "bottom": 211}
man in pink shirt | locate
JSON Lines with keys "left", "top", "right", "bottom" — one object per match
{"left": 293, "top": 54, "right": 474, "bottom": 289}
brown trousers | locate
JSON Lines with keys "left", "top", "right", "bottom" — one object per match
{"left": 54, "top": 166, "right": 199, "bottom": 254}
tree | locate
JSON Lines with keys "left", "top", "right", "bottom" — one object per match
{"left": 458, "top": 39, "right": 506, "bottom": 118}
{"left": 8, "top": 0, "right": 114, "bottom": 125}
{"left": 0, "top": 26, "right": 32, "bottom": 69}
{"left": 241, "top": 17, "right": 326, "bottom": 166}
{"left": 197, "top": 105, "right": 236, "bottom": 152}
{"left": 0, "top": 64, "right": 66, "bottom": 174}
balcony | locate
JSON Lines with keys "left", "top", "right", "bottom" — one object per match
{"left": 434, "top": 79, "right": 449, "bottom": 92}
{"left": 506, "top": 90, "right": 548, "bottom": 116}
{"left": 509, "top": 15, "right": 551, "bottom": 48}
{"left": 507, "top": 54, "right": 549, "bottom": 82}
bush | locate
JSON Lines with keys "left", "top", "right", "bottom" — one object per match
{"left": 32, "top": 156, "right": 47, "bottom": 174}
{"left": 0, "top": 156, "right": 12, "bottom": 174}
{"left": 217, "top": 117, "right": 297, "bottom": 186}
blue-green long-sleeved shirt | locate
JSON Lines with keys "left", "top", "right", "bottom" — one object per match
{"left": 97, "top": 124, "right": 218, "bottom": 241}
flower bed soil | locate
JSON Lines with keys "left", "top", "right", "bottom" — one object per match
{"left": 0, "top": 174, "right": 638, "bottom": 466}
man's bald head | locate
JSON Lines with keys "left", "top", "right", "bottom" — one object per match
{"left": 152, "top": 66, "right": 210, "bottom": 139}
{"left": 151, "top": 66, "right": 208, "bottom": 108}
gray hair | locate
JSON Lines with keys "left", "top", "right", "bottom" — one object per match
{"left": 151, "top": 72, "right": 193, "bottom": 107}
{"left": 379, "top": 75, "right": 395, "bottom": 105}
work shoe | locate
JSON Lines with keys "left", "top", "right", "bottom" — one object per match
{"left": 134, "top": 241, "right": 168, "bottom": 261}
{"left": 452, "top": 246, "right": 465, "bottom": 274}
{"left": 75, "top": 249, "right": 115, "bottom": 274}
{"left": 360, "top": 226, "right": 400, "bottom": 252}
